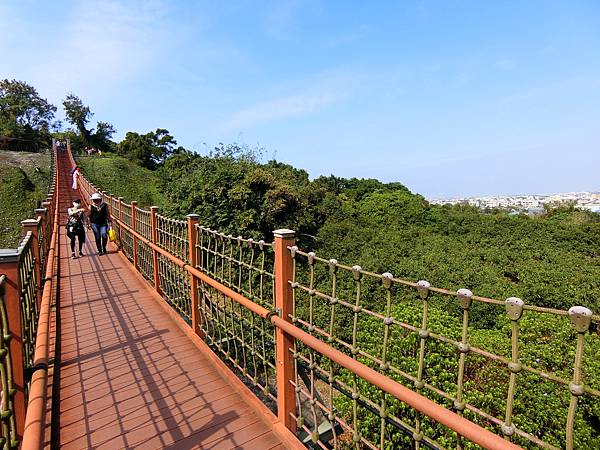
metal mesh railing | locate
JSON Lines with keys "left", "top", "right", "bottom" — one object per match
{"left": 109, "top": 195, "right": 120, "bottom": 214}
{"left": 109, "top": 196, "right": 122, "bottom": 249}
{"left": 196, "top": 227, "right": 275, "bottom": 309}
{"left": 135, "top": 207, "right": 152, "bottom": 241}
{"left": 120, "top": 203, "right": 134, "bottom": 262}
{"left": 194, "top": 226, "right": 278, "bottom": 407}
{"left": 288, "top": 248, "right": 600, "bottom": 449}
{"left": 156, "top": 215, "right": 188, "bottom": 262}
{"left": 0, "top": 275, "right": 18, "bottom": 449}
{"left": 134, "top": 208, "right": 154, "bottom": 283}
{"left": 37, "top": 215, "right": 48, "bottom": 273}
{"left": 136, "top": 241, "right": 154, "bottom": 284}
{"left": 152, "top": 215, "right": 191, "bottom": 320}
{"left": 0, "top": 145, "right": 59, "bottom": 448}
{"left": 157, "top": 253, "right": 191, "bottom": 321}
{"left": 17, "top": 235, "right": 38, "bottom": 384}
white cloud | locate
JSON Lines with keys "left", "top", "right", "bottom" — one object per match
{"left": 399, "top": 143, "right": 544, "bottom": 170}
{"left": 325, "top": 24, "right": 370, "bottom": 48}
{"left": 224, "top": 91, "right": 337, "bottom": 130}
{"left": 41, "top": 0, "right": 170, "bottom": 99}
{"left": 221, "top": 68, "right": 368, "bottom": 131}
{"left": 0, "top": 0, "right": 174, "bottom": 107}
{"left": 497, "top": 74, "right": 600, "bottom": 106}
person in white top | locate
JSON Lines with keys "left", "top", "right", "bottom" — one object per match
{"left": 72, "top": 166, "right": 80, "bottom": 190}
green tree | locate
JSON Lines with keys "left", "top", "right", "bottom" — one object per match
{"left": 117, "top": 128, "right": 178, "bottom": 169}
{"left": 91, "top": 121, "right": 116, "bottom": 151}
{"left": 62, "top": 94, "right": 115, "bottom": 151}
{"left": 63, "top": 94, "right": 91, "bottom": 141}
{"left": 0, "top": 79, "right": 57, "bottom": 147}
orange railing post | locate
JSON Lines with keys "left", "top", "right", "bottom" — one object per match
{"left": 150, "top": 207, "right": 161, "bottom": 294}
{"left": 35, "top": 208, "right": 48, "bottom": 258}
{"left": 21, "top": 219, "right": 42, "bottom": 308}
{"left": 131, "top": 201, "right": 138, "bottom": 270}
{"left": 35, "top": 208, "right": 48, "bottom": 273}
{"left": 187, "top": 214, "right": 202, "bottom": 337}
{"left": 273, "top": 229, "right": 297, "bottom": 432}
{"left": 117, "top": 197, "right": 124, "bottom": 247}
{"left": 41, "top": 201, "right": 51, "bottom": 226}
{"left": 0, "top": 252, "right": 27, "bottom": 441}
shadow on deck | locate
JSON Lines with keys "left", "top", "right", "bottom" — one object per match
{"left": 47, "top": 152, "right": 294, "bottom": 450}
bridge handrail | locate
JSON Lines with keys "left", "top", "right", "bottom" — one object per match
{"left": 21, "top": 157, "right": 59, "bottom": 449}
{"left": 0, "top": 143, "right": 59, "bottom": 448}
{"left": 287, "top": 248, "right": 599, "bottom": 449}
{"left": 108, "top": 208, "right": 521, "bottom": 450}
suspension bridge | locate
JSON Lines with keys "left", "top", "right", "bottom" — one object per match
{"left": 0, "top": 142, "right": 597, "bottom": 449}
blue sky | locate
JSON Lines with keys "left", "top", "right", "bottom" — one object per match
{"left": 1, "top": 1, "right": 599, "bottom": 197}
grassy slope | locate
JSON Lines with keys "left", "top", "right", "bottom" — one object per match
{"left": 76, "top": 154, "right": 166, "bottom": 208}
{"left": 0, "top": 151, "right": 51, "bottom": 248}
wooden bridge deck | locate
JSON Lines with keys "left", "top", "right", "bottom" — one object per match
{"left": 46, "top": 151, "right": 294, "bottom": 449}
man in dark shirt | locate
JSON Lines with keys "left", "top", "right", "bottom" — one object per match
{"left": 89, "top": 192, "right": 112, "bottom": 255}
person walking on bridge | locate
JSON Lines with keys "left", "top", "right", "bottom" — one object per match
{"left": 67, "top": 198, "right": 87, "bottom": 259}
{"left": 71, "top": 166, "right": 80, "bottom": 190}
{"left": 89, "top": 192, "right": 112, "bottom": 255}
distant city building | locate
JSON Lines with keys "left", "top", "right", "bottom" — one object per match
{"left": 429, "top": 192, "right": 600, "bottom": 215}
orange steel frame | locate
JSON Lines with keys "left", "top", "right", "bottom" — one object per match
{"left": 186, "top": 214, "right": 202, "bottom": 337}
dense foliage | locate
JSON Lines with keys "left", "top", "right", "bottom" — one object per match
{"left": 318, "top": 190, "right": 600, "bottom": 314}
{"left": 117, "top": 128, "right": 180, "bottom": 169}
{"left": 62, "top": 94, "right": 115, "bottom": 152}
{"left": 0, "top": 151, "right": 51, "bottom": 247}
{"left": 0, "top": 79, "right": 57, "bottom": 148}
{"left": 157, "top": 144, "right": 599, "bottom": 314}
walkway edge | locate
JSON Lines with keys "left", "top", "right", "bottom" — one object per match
{"left": 113, "top": 248, "right": 305, "bottom": 450}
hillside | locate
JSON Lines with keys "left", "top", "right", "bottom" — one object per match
{"left": 75, "top": 154, "right": 166, "bottom": 208}
{"left": 0, "top": 151, "right": 51, "bottom": 248}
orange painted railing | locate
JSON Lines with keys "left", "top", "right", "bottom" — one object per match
{"left": 0, "top": 142, "right": 59, "bottom": 449}
{"left": 70, "top": 147, "right": 530, "bottom": 450}
{"left": 20, "top": 143, "right": 60, "bottom": 449}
